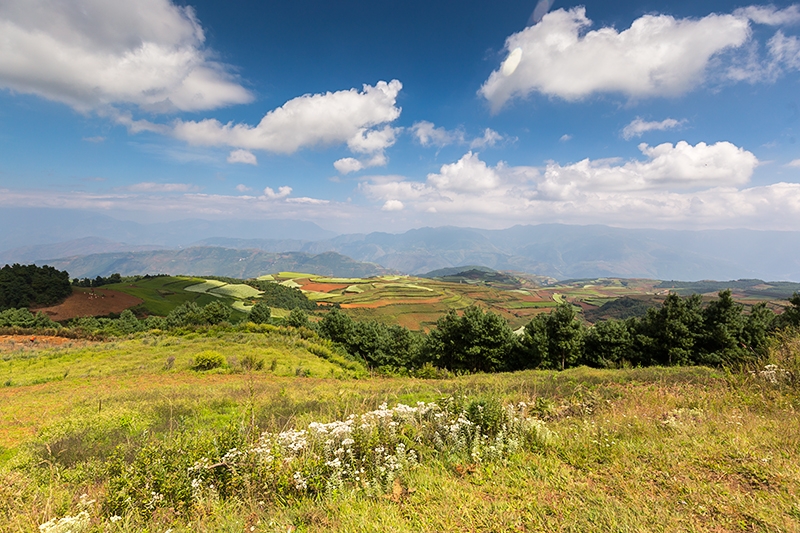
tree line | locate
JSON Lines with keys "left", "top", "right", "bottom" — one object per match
{"left": 312, "top": 290, "right": 796, "bottom": 372}
{"left": 2, "top": 277, "right": 799, "bottom": 373}
{"left": 0, "top": 263, "right": 72, "bottom": 311}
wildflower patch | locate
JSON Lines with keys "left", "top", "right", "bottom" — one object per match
{"left": 104, "top": 397, "right": 556, "bottom": 515}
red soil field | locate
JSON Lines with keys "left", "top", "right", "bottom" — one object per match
{"left": 340, "top": 297, "right": 444, "bottom": 309}
{"left": 33, "top": 288, "right": 143, "bottom": 321}
{"left": 298, "top": 282, "right": 349, "bottom": 293}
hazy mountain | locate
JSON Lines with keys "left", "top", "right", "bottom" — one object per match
{"left": 41, "top": 247, "right": 388, "bottom": 279}
{"left": 0, "top": 237, "right": 165, "bottom": 266}
{"left": 7, "top": 207, "right": 800, "bottom": 281}
{"left": 0, "top": 209, "right": 336, "bottom": 251}
{"left": 129, "top": 225, "right": 800, "bottom": 281}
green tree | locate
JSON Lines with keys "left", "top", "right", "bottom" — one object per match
{"left": 116, "top": 309, "right": 143, "bottom": 334}
{"left": 317, "top": 308, "right": 354, "bottom": 342}
{"left": 249, "top": 302, "right": 272, "bottom": 324}
{"left": 776, "top": 292, "right": 800, "bottom": 329}
{"left": 634, "top": 293, "right": 702, "bottom": 366}
{"left": 742, "top": 302, "right": 775, "bottom": 357}
{"left": 543, "top": 303, "right": 585, "bottom": 370}
{"left": 286, "top": 308, "right": 311, "bottom": 329}
{"left": 583, "top": 319, "right": 633, "bottom": 368}
{"left": 165, "top": 302, "right": 204, "bottom": 328}
{"left": 697, "top": 290, "right": 745, "bottom": 365}
{"left": 201, "top": 301, "right": 232, "bottom": 325}
{"left": 422, "top": 306, "right": 515, "bottom": 373}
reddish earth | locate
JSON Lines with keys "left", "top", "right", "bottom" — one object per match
{"left": 340, "top": 297, "right": 444, "bottom": 309}
{"left": 32, "top": 288, "right": 143, "bottom": 321}
{"left": 0, "top": 335, "right": 91, "bottom": 350}
{"left": 298, "top": 282, "right": 349, "bottom": 293}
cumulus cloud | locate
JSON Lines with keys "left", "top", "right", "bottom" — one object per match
{"left": 560, "top": 134, "right": 573, "bottom": 142}
{"left": 235, "top": 184, "right": 251, "bottom": 192}
{"left": 382, "top": 200, "right": 404, "bottom": 211}
{"left": 359, "top": 142, "right": 775, "bottom": 227}
{"left": 262, "top": 186, "right": 292, "bottom": 199}
{"left": 480, "top": 7, "right": 751, "bottom": 109}
{"left": 227, "top": 149, "right": 257, "bottom": 165}
{"left": 173, "top": 80, "right": 402, "bottom": 154}
{"left": 622, "top": 117, "right": 687, "bottom": 140}
{"left": 787, "top": 159, "right": 800, "bottom": 167}
{"left": 333, "top": 153, "right": 387, "bottom": 174}
{"left": 0, "top": 0, "right": 251, "bottom": 113}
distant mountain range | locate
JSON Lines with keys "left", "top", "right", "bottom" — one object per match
{"left": 43, "top": 248, "right": 388, "bottom": 279}
{"left": 2, "top": 208, "right": 800, "bottom": 281}
{"left": 190, "top": 225, "right": 800, "bottom": 281}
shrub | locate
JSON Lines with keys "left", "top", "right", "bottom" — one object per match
{"left": 249, "top": 302, "right": 272, "bottom": 324}
{"left": 191, "top": 350, "right": 226, "bottom": 371}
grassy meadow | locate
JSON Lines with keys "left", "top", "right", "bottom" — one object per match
{"left": 1, "top": 327, "right": 799, "bottom": 532}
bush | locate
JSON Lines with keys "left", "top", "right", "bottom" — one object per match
{"left": 249, "top": 301, "right": 272, "bottom": 324}
{"left": 191, "top": 350, "right": 226, "bottom": 371}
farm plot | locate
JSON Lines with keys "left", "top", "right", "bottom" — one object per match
{"left": 209, "top": 284, "right": 262, "bottom": 299}
{"left": 184, "top": 280, "right": 227, "bottom": 293}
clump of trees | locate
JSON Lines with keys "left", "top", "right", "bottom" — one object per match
{"left": 0, "top": 263, "right": 72, "bottom": 311}
{"left": 247, "top": 280, "right": 316, "bottom": 310}
{"left": 72, "top": 273, "right": 122, "bottom": 288}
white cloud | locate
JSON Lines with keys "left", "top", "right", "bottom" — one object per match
{"left": 560, "top": 134, "right": 573, "bottom": 142}
{"left": 480, "top": 7, "right": 751, "bottom": 109}
{"left": 427, "top": 152, "right": 502, "bottom": 193}
{"left": 787, "top": 159, "right": 800, "bottom": 167}
{"left": 347, "top": 125, "right": 399, "bottom": 154}
{"left": 127, "top": 182, "right": 198, "bottom": 192}
{"left": 360, "top": 143, "right": 772, "bottom": 227}
{"left": 286, "top": 197, "right": 329, "bottom": 205}
{"left": 734, "top": 5, "right": 800, "bottom": 25}
{"left": 262, "top": 186, "right": 292, "bottom": 199}
{"left": 769, "top": 30, "right": 800, "bottom": 70}
{"left": 172, "top": 80, "right": 402, "bottom": 154}
{"left": 333, "top": 153, "right": 387, "bottom": 174}
{"left": 539, "top": 141, "right": 758, "bottom": 196}
{"left": 622, "top": 117, "right": 687, "bottom": 140}
{"left": 334, "top": 158, "right": 365, "bottom": 174}
{"left": 235, "top": 184, "right": 251, "bottom": 192}
{"left": 0, "top": 0, "right": 251, "bottom": 112}
{"left": 227, "top": 149, "right": 257, "bottom": 165}
{"left": 469, "top": 129, "right": 503, "bottom": 149}
{"left": 411, "top": 121, "right": 504, "bottom": 150}
{"left": 411, "top": 121, "right": 464, "bottom": 147}
{"left": 382, "top": 200, "right": 404, "bottom": 211}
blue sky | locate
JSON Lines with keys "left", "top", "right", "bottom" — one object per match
{"left": 1, "top": 0, "right": 799, "bottom": 233}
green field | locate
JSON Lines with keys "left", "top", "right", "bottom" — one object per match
{"left": 1, "top": 329, "right": 798, "bottom": 532}
{"left": 100, "top": 273, "right": 794, "bottom": 333}
{"left": 104, "top": 276, "right": 228, "bottom": 316}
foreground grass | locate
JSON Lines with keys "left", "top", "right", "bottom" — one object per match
{"left": 1, "top": 333, "right": 799, "bottom": 532}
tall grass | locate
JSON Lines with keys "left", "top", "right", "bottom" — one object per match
{"left": 1, "top": 332, "right": 799, "bottom": 532}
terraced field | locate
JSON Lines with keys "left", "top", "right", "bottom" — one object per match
{"left": 86, "top": 273, "right": 794, "bottom": 329}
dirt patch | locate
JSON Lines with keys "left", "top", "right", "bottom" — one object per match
{"left": 0, "top": 335, "right": 91, "bottom": 351}
{"left": 298, "top": 282, "right": 349, "bottom": 293}
{"left": 33, "top": 288, "right": 144, "bottom": 321}
{"left": 340, "top": 297, "right": 444, "bottom": 309}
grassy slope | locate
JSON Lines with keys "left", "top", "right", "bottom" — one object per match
{"left": 1, "top": 331, "right": 799, "bottom": 531}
